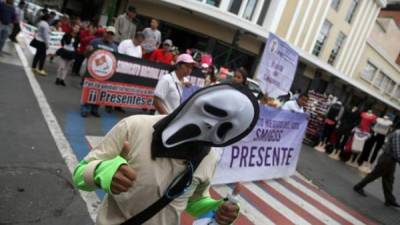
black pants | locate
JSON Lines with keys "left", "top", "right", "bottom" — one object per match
{"left": 320, "top": 123, "right": 336, "bottom": 144}
{"left": 32, "top": 41, "right": 47, "bottom": 70}
{"left": 9, "top": 22, "right": 20, "bottom": 41}
{"left": 355, "top": 153, "right": 397, "bottom": 204}
{"left": 72, "top": 53, "right": 85, "bottom": 75}
{"left": 359, "top": 133, "right": 386, "bottom": 164}
{"left": 335, "top": 129, "right": 351, "bottom": 150}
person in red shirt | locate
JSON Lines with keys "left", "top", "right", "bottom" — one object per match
{"left": 149, "top": 39, "right": 174, "bottom": 65}
{"left": 359, "top": 110, "right": 377, "bottom": 133}
{"left": 72, "top": 23, "right": 98, "bottom": 75}
{"left": 59, "top": 15, "right": 72, "bottom": 33}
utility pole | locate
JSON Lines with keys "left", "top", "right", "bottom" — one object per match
{"left": 225, "top": 29, "right": 242, "bottom": 66}
{"left": 106, "top": 0, "right": 118, "bottom": 25}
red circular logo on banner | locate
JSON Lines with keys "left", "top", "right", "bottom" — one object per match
{"left": 87, "top": 50, "right": 117, "bottom": 81}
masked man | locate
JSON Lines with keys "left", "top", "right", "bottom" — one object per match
{"left": 73, "top": 83, "right": 259, "bottom": 225}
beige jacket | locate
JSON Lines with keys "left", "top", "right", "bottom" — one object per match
{"left": 114, "top": 13, "right": 137, "bottom": 43}
{"left": 84, "top": 115, "right": 218, "bottom": 225}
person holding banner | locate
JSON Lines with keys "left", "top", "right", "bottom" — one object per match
{"left": 149, "top": 39, "right": 174, "bottom": 65}
{"left": 281, "top": 92, "right": 309, "bottom": 113}
{"left": 73, "top": 83, "right": 259, "bottom": 225}
{"left": 153, "top": 53, "right": 195, "bottom": 115}
{"left": 80, "top": 26, "right": 118, "bottom": 117}
{"left": 117, "top": 31, "right": 144, "bottom": 58}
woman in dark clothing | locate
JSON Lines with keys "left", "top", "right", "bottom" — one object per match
{"left": 31, "top": 13, "right": 50, "bottom": 76}
{"left": 55, "top": 24, "right": 80, "bottom": 86}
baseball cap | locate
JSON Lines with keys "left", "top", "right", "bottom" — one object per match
{"left": 106, "top": 26, "right": 116, "bottom": 34}
{"left": 176, "top": 54, "right": 196, "bottom": 64}
{"left": 163, "top": 39, "right": 173, "bottom": 46}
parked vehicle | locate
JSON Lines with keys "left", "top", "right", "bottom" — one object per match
{"left": 24, "top": 2, "right": 62, "bottom": 25}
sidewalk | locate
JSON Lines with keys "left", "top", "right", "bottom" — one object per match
{"left": 0, "top": 41, "right": 93, "bottom": 225}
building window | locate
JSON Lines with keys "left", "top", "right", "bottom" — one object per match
{"left": 373, "top": 72, "right": 385, "bottom": 88}
{"left": 312, "top": 20, "right": 332, "bottom": 56}
{"left": 331, "top": 0, "right": 341, "bottom": 11}
{"left": 206, "top": 0, "right": 221, "bottom": 7}
{"left": 345, "top": 0, "right": 359, "bottom": 23}
{"left": 242, "top": 0, "right": 258, "bottom": 20}
{"left": 328, "top": 32, "right": 346, "bottom": 65}
{"left": 394, "top": 86, "right": 400, "bottom": 98}
{"left": 228, "top": 0, "right": 243, "bottom": 14}
{"left": 383, "top": 77, "right": 396, "bottom": 94}
{"left": 361, "top": 61, "right": 377, "bottom": 82}
{"left": 257, "top": 0, "right": 272, "bottom": 25}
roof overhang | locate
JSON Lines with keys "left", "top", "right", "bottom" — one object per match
{"left": 157, "top": 0, "right": 268, "bottom": 38}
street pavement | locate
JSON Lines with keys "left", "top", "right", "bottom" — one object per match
{"left": 0, "top": 42, "right": 93, "bottom": 225}
{"left": 1, "top": 39, "right": 400, "bottom": 224}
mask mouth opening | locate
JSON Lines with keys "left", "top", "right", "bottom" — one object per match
{"left": 217, "top": 122, "right": 233, "bottom": 140}
{"left": 166, "top": 124, "right": 201, "bottom": 146}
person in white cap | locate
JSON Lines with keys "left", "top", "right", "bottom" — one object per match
{"left": 149, "top": 39, "right": 174, "bottom": 64}
{"left": 153, "top": 53, "right": 196, "bottom": 114}
{"left": 86, "top": 26, "right": 118, "bottom": 53}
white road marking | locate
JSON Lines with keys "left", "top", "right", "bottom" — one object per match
{"left": 15, "top": 44, "right": 100, "bottom": 221}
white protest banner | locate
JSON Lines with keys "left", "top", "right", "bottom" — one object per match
{"left": 211, "top": 105, "right": 308, "bottom": 185}
{"left": 20, "top": 22, "right": 64, "bottom": 55}
{"left": 257, "top": 33, "right": 299, "bottom": 98}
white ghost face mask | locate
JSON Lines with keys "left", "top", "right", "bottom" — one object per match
{"left": 161, "top": 84, "right": 258, "bottom": 148}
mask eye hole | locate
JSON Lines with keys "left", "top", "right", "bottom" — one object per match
{"left": 166, "top": 124, "right": 201, "bottom": 145}
{"left": 204, "top": 104, "right": 228, "bottom": 117}
{"left": 217, "top": 122, "right": 233, "bottom": 139}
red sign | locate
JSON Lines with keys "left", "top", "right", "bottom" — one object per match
{"left": 87, "top": 50, "right": 117, "bottom": 81}
{"left": 81, "top": 78, "right": 155, "bottom": 109}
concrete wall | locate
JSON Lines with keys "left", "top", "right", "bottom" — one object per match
{"left": 353, "top": 42, "right": 400, "bottom": 107}
{"left": 370, "top": 18, "right": 400, "bottom": 61}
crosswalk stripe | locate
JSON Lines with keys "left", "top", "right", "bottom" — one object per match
{"left": 243, "top": 182, "right": 313, "bottom": 225}
{"left": 213, "top": 185, "right": 276, "bottom": 225}
{"left": 227, "top": 182, "right": 298, "bottom": 225}
{"left": 264, "top": 180, "right": 341, "bottom": 225}
{"left": 283, "top": 177, "right": 367, "bottom": 225}
{"left": 291, "top": 176, "right": 378, "bottom": 225}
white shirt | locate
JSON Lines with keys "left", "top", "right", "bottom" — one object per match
{"left": 373, "top": 118, "right": 393, "bottom": 135}
{"left": 63, "top": 38, "right": 75, "bottom": 51}
{"left": 118, "top": 39, "right": 142, "bottom": 58}
{"left": 352, "top": 128, "right": 370, "bottom": 152}
{"left": 142, "top": 27, "right": 162, "bottom": 53}
{"left": 281, "top": 100, "right": 304, "bottom": 113}
{"left": 154, "top": 71, "right": 184, "bottom": 114}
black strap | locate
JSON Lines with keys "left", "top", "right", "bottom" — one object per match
{"left": 121, "top": 159, "right": 201, "bottom": 225}
{"left": 170, "top": 74, "right": 183, "bottom": 103}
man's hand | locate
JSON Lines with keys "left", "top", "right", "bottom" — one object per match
{"left": 215, "top": 202, "right": 239, "bottom": 225}
{"left": 111, "top": 142, "right": 136, "bottom": 194}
